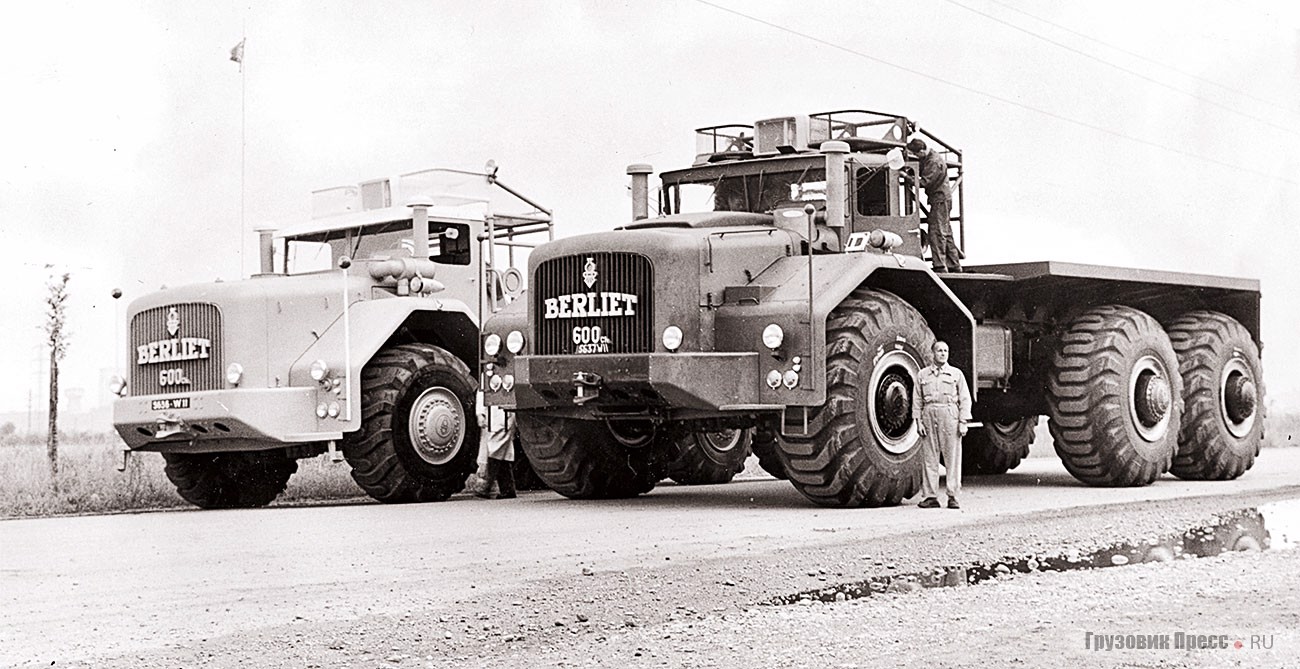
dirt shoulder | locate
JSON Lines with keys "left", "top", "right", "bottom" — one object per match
{"left": 37, "top": 486, "right": 1299, "bottom": 669}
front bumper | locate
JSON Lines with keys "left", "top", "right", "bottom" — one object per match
{"left": 114, "top": 387, "right": 343, "bottom": 453}
{"left": 487, "top": 352, "right": 770, "bottom": 412}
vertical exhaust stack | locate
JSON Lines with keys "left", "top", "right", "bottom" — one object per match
{"left": 406, "top": 197, "right": 435, "bottom": 258}
{"left": 255, "top": 227, "right": 277, "bottom": 274}
{"left": 627, "top": 164, "right": 653, "bottom": 220}
{"left": 820, "top": 140, "right": 850, "bottom": 230}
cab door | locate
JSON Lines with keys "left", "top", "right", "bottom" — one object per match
{"left": 849, "top": 166, "right": 924, "bottom": 257}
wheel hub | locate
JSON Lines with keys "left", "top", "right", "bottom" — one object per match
{"left": 701, "top": 429, "right": 742, "bottom": 454}
{"left": 407, "top": 387, "right": 465, "bottom": 466}
{"left": 1128, "top": 355, "right": 1174, "bottom": 442}
{"left": 1134, "top": 372, "right": 1171, "bottom": 426}
{"left": 867, "top": 350, "right": 922, "bottom": 455}
{"left": 1218, "top": 359, "right": 1258, "bottom": 438}
{"left": 607, "top": 420, "right": 657, "bottom": 448}
{"left": 1224, "top": 371, "right": 1257, "bottom": 425}
{"left": 875, "top": 372, "right": 911, "bottom": 438}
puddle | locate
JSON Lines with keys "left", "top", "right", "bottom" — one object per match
{"left": 771, "top": 499, "right": 1300, "bottom": 606}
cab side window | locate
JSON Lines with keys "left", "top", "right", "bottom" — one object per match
{"left": 430, "top": 223, "right": 472, "bottom": 265}
{"left": 856, "top": 167, "right": 889, "bottom": 216}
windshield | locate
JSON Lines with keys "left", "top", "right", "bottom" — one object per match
{"left": 283, "top": 220, "right": 473, "bottom": 274}
{"left": 664, "top": 168, "right": 826, "bottom": 215}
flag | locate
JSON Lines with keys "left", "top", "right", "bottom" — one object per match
{"left": 230, "top": 39, "right": 245, "bottom": 64}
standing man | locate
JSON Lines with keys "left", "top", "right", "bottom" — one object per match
{"left": 474, "top": 393, "right": 517, "bottom": 499}
{"left": 906, "top": 138, "right": 961, "bottom": 272}
{"left": 912, "top": 340, "right": 972, "bottom": 509}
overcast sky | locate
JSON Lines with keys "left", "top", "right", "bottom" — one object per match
{"left": 1, "top": 0, "right": 1297, "bottom": 420}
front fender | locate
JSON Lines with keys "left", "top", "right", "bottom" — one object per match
{"left": 717, "top": 252, "right": 974, "bottom": 406}
{"left": 290, "top": 296, "right": 479, "bottom": 434}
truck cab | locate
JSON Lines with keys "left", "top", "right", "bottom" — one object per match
{"left": 662, "top": 110, "right": 963, "bottom": 259}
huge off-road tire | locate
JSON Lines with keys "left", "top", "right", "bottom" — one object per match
{"left": 1048, "top": 305, "right": 1183, "bottom": 487}
{"left": 342, "top": 343, "right": 479, "bottom": 503}
{"left": 161, "top": 450, "right": 297, "bottom": 509}
{"left": 512, "top": 441, "right": 550, "bottom": 491}
{"left": 666, "top": 429, "right": 752, "bottom": 485}
{"left": 750, "top": 426, "right": 788, "bottom": 480}
{"left": 516, "top": 413, "right": 670, "bottom": 499}
{"left": 777, "top": 288, "right": 933, "bottom": 507}
{"left": 1166, "top": 311, "right": 1263, "bottom": 480}
{"left": 963, "top": 416, "right": 1037, "bottom": 476}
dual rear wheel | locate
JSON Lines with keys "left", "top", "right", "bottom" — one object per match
{"left": 1048, "top": 306, "right": 1262, "bottom": 486}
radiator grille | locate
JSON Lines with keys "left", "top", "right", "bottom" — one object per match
{"left": 534, "top": 253, "right": 653, "bottom": 355}
{"left": 129, "top": 303, "right": 223, "bottom": 395}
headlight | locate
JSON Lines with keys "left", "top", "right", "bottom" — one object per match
{"left": 501, "top": 374, "right": 515, "bottom": 391}
{"left": 489, "top": 374, "right": 503, "bottom": 391}
{"left": 310, "top": 359, "right": 330, "bottom": 381}
{"left": 316, "top": 403, "right": 328, "bottom": 418}
{"left": 766, "top": 370, "right": 782, "bottom": 389}
{"left": 783, "top": 370, "right": 799, "bottom": 389}
{"left": 662, "top": 325, "right": 683, "bottom": 351}
{"left": 484, "top": 333, "right": 502, "bottom": 356}
{"left": 327, "top": 402, "right": 340, "bottom": 418}
{"left": 409, "top": 276, "right": 424, "bottom": 293}
{"left": 506, "top": 330, "right": 525, "bottom": 354}
{"left": 108, "top": 375, "right": 127, "bottom": 397}
{"left": 226, "top": 363, "right": 244, "bottom": 386}
{"left": 762, "top": 324, "right": 784, "bottom": 350}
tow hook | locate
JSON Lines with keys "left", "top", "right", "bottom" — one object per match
{"left": 155, "top": 415, "right": 193, "bottom": 440}
{"left": 573, "top": 371, "right": 603, "bottom": 405}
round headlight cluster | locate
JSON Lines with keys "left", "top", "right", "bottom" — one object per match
{"left": 489, "top": 374, "right": 504, "bottom": 391}
{"left": 762, "top": 324, "right": 784, "bottom": 350}
{"left": 226, "top": 363, "right": 244, "bottom": 386}
{"left": 766, "top": 370, "right": 783, "bottom": 389}
{"left": 662, "top": 325, "right": 683, "bottom": 352}
{"left": 310, "top": 359, "right": 330, "bottom": 381}
{"left": 506, "top": 330, "right": 525, "bottom": 354}
{"left": 108, "top": 375, "right": 128, "bottom": 397}
{"left": 484, "top": 333, "right": 502, "bottom": 357}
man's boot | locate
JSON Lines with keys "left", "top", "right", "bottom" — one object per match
{"left": 495, "top": 459, "right": 517, "bottom": 499}
{"left": 475, "top": 461, "right": 496, "bottom": 498}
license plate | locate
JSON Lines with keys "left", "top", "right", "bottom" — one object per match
{"left": 151, "top": 398, "right": 190, "bottom": 411}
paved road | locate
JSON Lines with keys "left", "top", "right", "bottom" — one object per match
{"left": 3, "top": 448, "right": 1299, "bottom": 666}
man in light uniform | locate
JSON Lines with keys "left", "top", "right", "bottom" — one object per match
{"left": 912, "top": 340, "right": 972, "bottom": 509}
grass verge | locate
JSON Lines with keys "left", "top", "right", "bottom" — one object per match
{"left": 0, "top": 436, "right": 365, "bottom": 519}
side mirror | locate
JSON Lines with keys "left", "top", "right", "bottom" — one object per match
{"left": 886, "top": 148, "right": 905, "bottom": 171}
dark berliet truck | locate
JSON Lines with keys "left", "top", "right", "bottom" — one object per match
{"left": 481, "top": 110, "right": 1262, "bottom": 507}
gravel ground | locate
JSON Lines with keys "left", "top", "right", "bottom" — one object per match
{"left": 47, "top": 486, "right": 1300, "bottom": 669}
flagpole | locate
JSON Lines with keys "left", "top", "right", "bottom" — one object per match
{"left": 239, "top": 24, "right": 247, "bottom": 278}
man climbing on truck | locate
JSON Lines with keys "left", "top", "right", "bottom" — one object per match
{"left": 908, "top": 137, "right": 961, "bottom": 272}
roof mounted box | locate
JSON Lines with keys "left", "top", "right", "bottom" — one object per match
{"left": 754, "top": 115, "right": 831, "bottom": 156}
